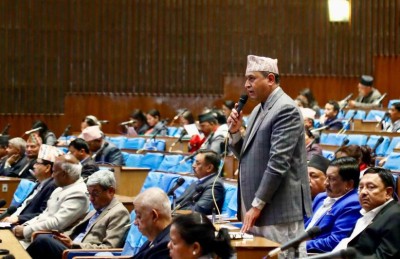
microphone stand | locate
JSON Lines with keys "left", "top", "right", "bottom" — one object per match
{"left": 170, "top": 193, "right": 177, "bottom": 211}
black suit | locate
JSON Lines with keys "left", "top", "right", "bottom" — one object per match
{"left": 81, "top": 157, "right": 99, "bottom": 180}
{"left": 348, "top": 200, "right": 400, "bottom": 259}
{"left": 0, "top": 156, "right": 36, "bottom": 181}
{"left": 132, "top": 225, "right": 171, "bottom": 259}
{"left": 17, "top": 178, "right": 57, "bottom": 224}
{"left": 175, "top": 173, "right": 224, "bottom": 215}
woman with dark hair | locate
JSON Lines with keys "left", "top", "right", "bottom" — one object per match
{"left": 299, "top": 88, "right": 321, "bottom": 117}
{"left": 31, "top": 120, "right": 57, "bottom": 146}
{"left": 145, "top": 109, "right": 167, "bottom": 136}
{"left": 335, "top": 144, "right": 373, "bottom": 174}
{"left": 168, "top": 212, "right": 233, "bottom": 259}
{"left": 130, "top": 109, "right": 149, "bottom": 135}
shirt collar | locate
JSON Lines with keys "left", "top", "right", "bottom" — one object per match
{"left": 360, "top": 198, "right": 393, "bottom": 216}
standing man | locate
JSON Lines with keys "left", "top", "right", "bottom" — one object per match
{"left": 347, "top": 75, "right": 382, "bottom": 108}
{"left": 228, "top": 55, "right": 312, "bottom": 257}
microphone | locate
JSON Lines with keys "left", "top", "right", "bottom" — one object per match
{"left": 120, "top": 120, "right": 136, "bottom": 126}
{"left": 99, "top": 120, "right": 109, "bottom": 124}
{"left": 173, "top": 109, "right": 188, "bottom": 121}
{"left": 172, "top": 186, "right": 205, "bottom": 213}
{"left": 376, "top": 112, "right": 389, "bottom": 128}
{"left": 167, "top": 177, "right": 185, "bottom": 196}
{"left": 300, "top": 247, "right": 358, "bottom": 259}
{"left": 337, "top": 111, "right": 358, "bottom": 135}
{"left": 179, "top": 150, "right": 200, "bottom": 164}
{"left": 267, "top": 227, "right": 321, "bottom": 258}
{"left": 169, "top": 130, "right": 188, "bottom": 152}
{"left": 0, "top": 200, "right": 6, "bottom": 208}
{"left": 371, "top": 136, "right": 384, "bottom": 157}
{"left": 0, "top": 124, "right": 10, "bottom": 136}
{"left": 25, "top": 127, "right": 42, "bottom": 135}
{"left": 333, "top": 138, "right": 350, "bottom": 155}
{"left": 151, "top": 120, "right": 169, "bottom": 139}
{"left": 61, "top": 124, "right": 72, "bottom": 137}
{"left": 373, "top": 92, "right": 387, "bottom": 106}
{"left": 339, "top": 93, "right": 353, "bottom": 109}
{"left": 228, "top": 94, "right": 248, "bottom": 131}
{"left": 0, "top": 206, "right": 17, "bottom": 220}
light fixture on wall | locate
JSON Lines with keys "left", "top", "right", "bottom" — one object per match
{"left": 328, "top": 0, "right": 350, "bottom": 22}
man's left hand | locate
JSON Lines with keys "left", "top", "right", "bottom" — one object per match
{"left": 241, "top": 207, "right": 261, "bottom": 233}
{"left": 13, "top": 225, "right": 24, "bottom": 238}
{"left": 53, "top": 233, "right": 73, "bottom": 248}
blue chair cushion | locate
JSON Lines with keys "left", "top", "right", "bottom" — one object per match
{"left": 124, "top": 138, "right": 146, "bottom": 150}
{"left": 346, "top": 134, "right": 368, "bottom": 146}
{"left": 139, "top": 153, "right": 164, "bottom": 170}
{"left": 365, "top": 110, "right": 386, "bottom": 121}
{"left": 125, "top": 154, "right": 144, "bottom": 167}
{"left": 11, "top": 179, "right": 37, "bottom": 207}
{"left": 157, "top": 155, "right": 184, "bottom": 172}
{"left": 383, "top": 152, "right": 400, "bottom": 171}
{"left": 221, "top": 183, "right": 237, "bottom": 217}
{"left": 366, "top": 135, "right": 390, "bottom": 157}
{"left": 385, "top": 137, "right": 400, "bottom": 156}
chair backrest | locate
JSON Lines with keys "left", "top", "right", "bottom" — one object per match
{"left": 322, "top": 150, "right": 335, "bottom": 160}
{"left": 140, "top": 171, "right": 179, "bottom": 193}
{"left": 365, "top": 110, "right": 386, "bottom": 121}
{"left": 121, "top": 151, "right": 130, "bottom": 164}
{"left": 11, "top": 179, "right": 37, "bottom": 207}
{"left": 173, "top": 156, "right": 194, "bottom": 173}
{"left": 125, "top": 154, "right": 144, "bottom": 167}
{"left": 139, "top": 153, "right": 164, "bottom": 170}
{"left": 167, "top": 127, "right": 178, "bottom": 137}
{"left": 385, "top": 137, "right": 400, "bottom": 156}
{"left": 366, "top": 135, "right": 391, "bottom": 157}
{"left": 321, "top": 133, "right": 347, "bottom": 146}
{"left": 107, "top": 136, "right": 127, "bottom": 149}
{"left": 121, "top": 211, "right": 148, "bottom": 256}
{"left": 382, "top": 152, "right": 400, "bottom": 171}
{"left": 157, "top": 154, "right": 184, "bottom": 172}
{"left": 221, "top": 183, "right": 238, "bottom": 217}
{"left": 344, "top": 110, "right": 366, "bottom": 120}
{"left": 320, "top": 133, "right": 328, "bottom": 144}
{"left": 346, "top": 134, "right": 368, "bottom": 146}
{"left": 143, "top": 139, "right": 166, "bottom": 151}
{"left": 124, "top": 138, "right": 146, "bottom": 150}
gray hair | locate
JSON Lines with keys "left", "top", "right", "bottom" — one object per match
{"left": 134, "top": 187, "right": 171, "bottom": 218}
{"left": 87, "top": 170, "right": 116, "bottom": 189}
{"left": 9, "top": 137, "right": 26, "bottom": 155}
{"left": 61, "top": 161, "right": 82, "bottom": 181}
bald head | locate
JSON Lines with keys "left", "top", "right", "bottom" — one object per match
{"left": 134, "top": 187, "right": 171, "bottom": 218}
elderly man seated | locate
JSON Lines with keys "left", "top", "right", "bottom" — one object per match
{"left": 333, "top": 167, "right": 400, "bottom": 258}
{"left": 26, "top": 169, "right": 130, "bottom": 259}
{"left": 13, "top": 154, "right": 89, "bottom": 247}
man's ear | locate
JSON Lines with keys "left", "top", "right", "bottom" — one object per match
{"left": 386, "top": 186, "right": 394, "bottom": 200}
{"left": 267, "top": 73, "right": 275, "bottom": 83}
{"left": 152, "top": 209, "right": 159, "bottom": 221}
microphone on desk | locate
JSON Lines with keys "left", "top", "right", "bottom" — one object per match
{"left": 172, "top": 186, "right": 204, "bottom": 213}
{"left": 25, "top": 127, "right": 42, "bottom": 135}
{"left": 373, "top": 92, "right": 387, "bottom": 106}
{"left": 172, "top": 109, "right": 188, "bottom": 123}
{"left": 167, "top": 177, "right": 185, "bottom": 196}
{"left": 179, "top": 150, "right": 200, "bottom": 164}
{"left": 61, "top": 124, "right": 72, "bottom": 137}
{"left": 99, "top": 120, "right": 109, "bottom": 124}
{"left": 332, "top": 138, "right": 350, "bottom": 158}
{"left": 2, "top": 255, "right": 16, "bottom": 259}
{"left": 338, "top": 93, "right": 353, "bottom": 109}
{"left": 0, "top": 200, "right": 6, "bottom": 208}
{"left": 120, "top": 120, "right": 136, "bottom": 126}
{"left": 151, "top": 120, "right": 169, "bottom": 140}
{"left": 0, "top": 206, "right": 17, "bottom": 220}
{"left": 228, "top": 94, "right": 248, "bottom": 131}
{"left": 0, "top": 124, "right": 10, "bottom": 136}
{"left": 300, "top": 247, "right": 358, "bottom": 259}
{"left": 376, "top": 112, "right": 389, "bottom": 128}
{"left": 170, "top": 129, "right": 187, "bottom": 150}
{"left": 267, "top": 226, "right": 321, "bottom": 258}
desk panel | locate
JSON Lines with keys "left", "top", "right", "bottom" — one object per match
{"left": 0, "top": 229, "right": 31, "bottom": 259}
{"left": 0, "top": 177, "right": 21, "bottom": 207}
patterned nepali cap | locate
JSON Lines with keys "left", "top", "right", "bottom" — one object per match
{"left": 245, "top": 55, "right": 279, "bottom": 76}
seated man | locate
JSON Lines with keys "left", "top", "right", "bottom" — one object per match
{"left": 68, "top": 138, "right": 99, "bottom": 180}
{"left": 174, "top": 150, "right": 225, "bottom": 215}
{"left": 334, "top": 167, "right": 400, "bottom": 258}
{"left": 131, "top": 187, "right": 172, "bottom": 259}
{"left": 319, "top": 100, "right": 343, "bottom": 131}
{"left": 26, "top": 170, "right": 130, "bottom": 259}
{"left": 305, "top": 157, "right": 362, "bottom": 253}
{"left": 197, "top": 112, "right": 226, "bottom": 155}
{"left": 0, "top": 137, "right": 35, "bottom": 180}
{"left": 82, "top": 126, "right": 124, "bottom": 166}
{"left": 383, "top": 101, "right": 400, "bottom": 133}
{"left": 13, "top": 154, "right": 89, "bottom": 246}
{"left": 348, "top": 75, "right": 382, "bottom": 109}
{"left": 308, "top": 154, "right": 330, "bottom": 200}
{"left": 0, "top": 135, "right": 8, "bottom": 167}
{"left": 1, "top": 144, "right": 61, "bottom": 224}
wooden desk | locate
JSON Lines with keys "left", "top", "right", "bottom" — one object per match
{"left": 353, "top": 120, "right": 381, "bottom": 132}
{"left": 232, "top": 236, "right": 279, "bottom": 259}
{"left": 116, "top": 167, "right": 150, "bottom": 197}
{"left": 0, "top": 229, "right": 31, "bottom": 259}
{"left": 0, "top": 177, "right": 21, "bottom": 206}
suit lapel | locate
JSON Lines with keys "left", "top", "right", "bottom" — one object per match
{"left": 242, "top": 88, "right": 284, "bottom": 154}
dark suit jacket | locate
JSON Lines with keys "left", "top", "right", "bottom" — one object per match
{"left": 94, "top": 141, "right": 124, "bottom": 166}
{"left": 18, "top": 178, "right": 57, "bottom": 224}
{"left": 349, "top": 200, "right": 400, "bottom": 258}
{"left": 230, "top": 87, "right": 312, "bottom": 226}
{"left": 132, "top": 225, "right": 171, "bottom": 259}
{"left": 1, "top": 156, "right": 36, "bottom": 181}
{"left": 81, "top": 157, "right": 99, "bottom": 180}
{"left": 175, "top": 173, "right": 225, "bottom": 215}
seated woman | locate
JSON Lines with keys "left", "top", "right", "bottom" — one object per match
{"left": 145, "top": 109, "right": 168, "bottom": 136}
{"left": 335, "top": 144, "right": 373, "bottom": 176}
{"left": 31, "top": 120, "right": 57, "bottom": 146}
{"left": 305, "top": 157, "right": 362, "bottom": 253}
{"left": 168, "top": 212, "right": 233, "bottom": 259}
{"left": 130, "top": 109, "right": 149, "bottom": 135}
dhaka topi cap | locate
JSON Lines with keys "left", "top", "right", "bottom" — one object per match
{"left": 246, "top": 55, "right": 279, "bottom": 76}
{"left": 360, "top": 75, "right": 374, "bottom": 87}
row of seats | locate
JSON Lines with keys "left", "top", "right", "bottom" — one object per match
{"left": 121, "top": 151, "right": 193, "bottom": 173}
{"left": 320, "top": 133, "right": 399, "bottom": 157}
{"left": 106, "top": 137, "right": 167, "bottom": 151}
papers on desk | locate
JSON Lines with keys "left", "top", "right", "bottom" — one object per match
{"left": 229, "top": 232, "right": 254, "bottom": 240}
{"left": 0, "top": 222, "right": 11, "bottom": 229}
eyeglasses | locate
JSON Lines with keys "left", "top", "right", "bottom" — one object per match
{"left": 35, "top": 161, "right": 47, "bottom": 165}
{"left": 88, "top": 190, "right": 105, "bottom": 198}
